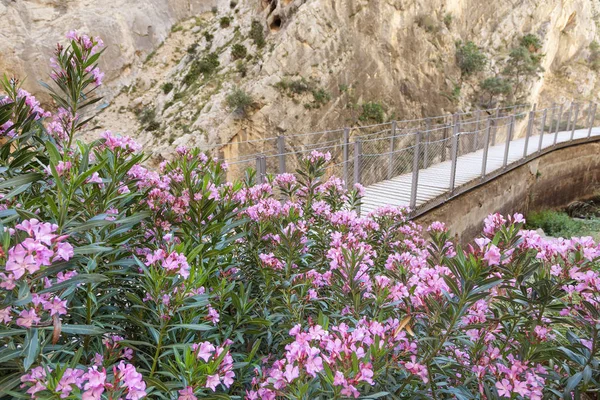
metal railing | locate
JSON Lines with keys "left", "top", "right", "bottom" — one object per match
{"left": 211, "top": 101, "right": 599, "bottom": 217}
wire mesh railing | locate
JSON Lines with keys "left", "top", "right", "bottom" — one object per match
{"left": 213, "top": 101, "right": 599, "bottom": 215}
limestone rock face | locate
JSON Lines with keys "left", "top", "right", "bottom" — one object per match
{"left": 0, "top": 0, "right": 217, "bottom": 101}
{"left": 2, "top": 0, "right": 599, "bottom": 163}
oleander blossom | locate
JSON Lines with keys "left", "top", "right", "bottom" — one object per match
{"left": 190, "top": 342, "right": 235, "bottom": 391}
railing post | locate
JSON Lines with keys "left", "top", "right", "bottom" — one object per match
{"left": 481, "top": 118, "right": 491, "bottom": 178}
{"left": 589, "top": 103, "right": 597, "bottom": 138}
{"left": 570, "top": 103, "right": 580, "bottom": 140}
{"left": 410, "top": 131, "right": 421, "bottom": 209}
{"left": 566, "top": 102, "right": 574, "bottom": 132}
{"left": 255, "top": 154, "right": 266, "bottom": 183}
{"left": 277, "top": 135, "right": 286, "bottom": 174}
{"left": 343, "top": 128, "right": 350, "bottom": 188}
{"left": 354, "top": 139, "right": 362, "bottom": 186}
{"left": 256, "top": 155, "right": 262, "bottom": 183}
{"left": 423, "top": 118, "right": 431, "bottom": 168}
{"left": 441, "top": 123, "right": 448, "bottom": 162}
{"left": 554, "top": 104, "right": 563, "bottom": 145}
{"left": 491, "top": 108, "right": 500, "bottom": 146}
{"left": 449, "top": 122, "right": 459, "bottom": 193}
{"left": 388, "top": 121, "right": 396, "bottom": 180}
{"left": 473, "top": 110, "right": 481, "bottom": 151}
{"left": 523, "top": 111, "right": 534, "bottom": 157}
{"left": 503, "top": 115, "right": 514, "bottom": 168}
{"left": 549, "top": 102, "right": 556, "bottom": 133}
{"left": 451, "top": 113, "right": 460, "bottom": 161}
{"left": 537, "top": 109, "right": 547, "bottom": 153}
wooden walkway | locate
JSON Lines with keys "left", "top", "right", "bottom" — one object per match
{"left": 361, "top": 127, "right": 600, "bottom": 215}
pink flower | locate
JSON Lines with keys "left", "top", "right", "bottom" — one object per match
{"left": 283, "top": 364, "right": 299, "bottom": 383}
{"left": 178, "top": 386, "right": 197, "bottom": 400}
{"left": 82, "top": 366, "right": 106, "bottom": 400}
{"left": 495, "top": 378, "right": 512, "bottom": 397}
{"left": 43, "top": 297, "right": 68, "bottom": 316}
{"left": 16, "top": 309, "right": 40, "bottom": 328}
{"left": 194, "top": 342, "right": 215, "bottom": 362}
{"left": 54, "top": 242, "right": 74, "bottom": 262}
{"left": 205, "top": 374, "right": 220, "bottom": 391}
{"left": 0, "top": 307, "right": 12, "bottom": 324}
{"left": 483, "top": 244, "right": 501, "bottom": 266}
{"left": 207, "top": 306, "right": 220, "bottom": 324}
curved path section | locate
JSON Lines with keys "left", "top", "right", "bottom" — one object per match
{"left": 362, "top": 110, "right": 600, "bottom": 218}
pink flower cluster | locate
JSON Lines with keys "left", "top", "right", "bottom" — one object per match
{"left": 191, "top": 341, "right": 235, "bottom": 392}
{"left": 145, "top": 249, "right": 191, "bottom": 279}
{"left": 101, "top": 130, "right": 142, "bottom": 153}
{"left": 0, "top": 89, "right": 49, "bottom": 137}
{"left": 3, "top": 219, "right": 73, "bottom": 285}
{"left": 248, "top": 319, "right": 418, "bottom": 399}
{"left": 20, "top": 361, "right": 146, "bottom": 400}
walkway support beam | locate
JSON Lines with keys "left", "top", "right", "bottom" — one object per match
{"left": 388, "top": 121, "right": 397, "bottom": 180}
{"left": 503, "top": 115, "right": 514, "bottom": 168}
{"left": 481, "top": 118, "right": 491, "bottom": 178}
{"left": 354, "top": 139, "right": 362, "bottom": 186}
{"left": 410, "top": 131, "right": 422, "bottom": 209}
{"left": 570, "top": 103, "right": 580, "bottom": 140}
{"left": 277, "top": 135, "right": 286, "bottom": 174}
{"left": 554, "top": 104, "right": 563, "bottom": 145}
{"left": 449, "top": 114, "right": 460, "bottom": 193}
{"left": 537, "top": 109, "right": 547, "bottom": 153}
{"left": 343, "top": 128, "right": 350, "bottom": 188}
{"left": 523, "top": 111, "right": 534, "bottom": 157}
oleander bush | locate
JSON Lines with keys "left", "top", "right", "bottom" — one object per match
{"left": 2, "top": 32, "right": 600, "bottom": 400}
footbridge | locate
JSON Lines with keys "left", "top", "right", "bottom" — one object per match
{"left": 219, "top": 102, "right": 599, "bottom": 218}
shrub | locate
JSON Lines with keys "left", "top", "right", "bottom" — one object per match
{"left": 416, "top": 14, "right": 439, "bottom": 33}
{"left": 360, "top": 101, "right": 386, "bottom": 123}
{"left": 590, "top": 40, "right": 600, "bottom": 71}
{"left": 479, "top": 76, "right": 512, "bottom": 107}
{"left": 161, "top": 82, "right": 174, "bottom": 94}
{"left": 311, "top": 87, "right": 330, "bottom": 106}
{"left": 503, "top": 43, "right": 543, "bottom": 97}
{"left": 520, "top": 33, "right": 542, "bottom": 52}
{"left": 456, "top": 41, "right": 487, "bottom": 77}
{"left": 444, "top": 13, "right": 453, "bottom": 28}
{"left": 275, "top": 77, "right": 311, "bottom": 95}
{"left": 235, "top": 60, "right": 247, "bottom": 77}
{"left": 220, "top": 16, "right": 231, "bottom": 28}
{"left": 183, "top": 53, "right": 220, "bottom": 85}
{"left": 250, "top": 20, "right": 266, "bottom": 48}
{"left": 203, "top": 31, "right": 214, "bottom": 43}
{"left": 231, "top": 43, "right": 247, "bottom": 60}
{"left": 4, "top": 32, "right": 600, "bottom": 400}
{"left": 526, "top": 210, "right": 600, "bottom": 238}
{"left": 187, "top": 43, "right": 199, "bottom": 54}
{"left": 226, "top": 86, "right": 254, "bottom": 116}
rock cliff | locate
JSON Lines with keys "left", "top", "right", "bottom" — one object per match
{"left": 2, "top": 0, "right": 599, "bottom": 163}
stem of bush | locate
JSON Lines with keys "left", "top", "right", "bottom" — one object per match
{"left": 150, "top": 323, "right": 167, "bottom": 377}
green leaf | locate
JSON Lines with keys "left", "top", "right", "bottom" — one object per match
{"left": 0, "top": 349, "right": 21, "bottom": 364}
{"left": 564, "top": 372, "right": 583, "bottom": 398}
{"left": 73, "top": 244, "right": 113, "bottom": 255}
{"left": 38, "top": 273, "right": 108, "bottom": 294}
{"left": 60, "top": 325, "right": 105, "bottom": 335}
{"left": 0, "top": 173, "right": 43, "bottom": 190}
{"left": 22, "top": 329, "right": 39, "bottom": 371}
{"left": 168, "top": 324, "right": 214, "bottom": 332}
{"left": 0, "top": 372, "right": 22, "bottom": 396}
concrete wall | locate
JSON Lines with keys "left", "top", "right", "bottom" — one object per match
{"left": 415, "top": 142, "right": 600, "bottom": 244}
